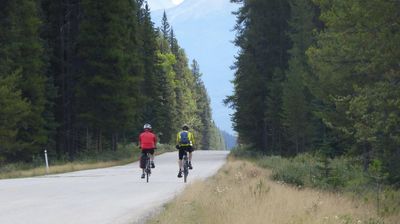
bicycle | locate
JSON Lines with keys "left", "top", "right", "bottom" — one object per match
{"left": 142, "top": 152, "right": 152, "bottom": 183}
{"left": 182, "top": 150, "right": 189, "bottom": 183}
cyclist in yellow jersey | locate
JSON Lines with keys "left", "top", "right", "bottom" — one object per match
{"left": 176, "top": 124, "right": 195, "bottom": 178}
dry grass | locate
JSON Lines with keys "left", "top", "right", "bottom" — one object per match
{"left": 148, "top": 158, "right": 398, "bottom": 224}
{"left": 0, "top": 159, "right": 133, "bottom": 179}
{"left": 0, "top": 145, "right": 174, "bottom": 179}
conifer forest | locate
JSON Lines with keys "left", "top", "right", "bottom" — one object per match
{"left": 0, "top": 0, "right": 224, "bottom": 164}
{"left": 226, "top": 0, "right": 400, "bottom": 186}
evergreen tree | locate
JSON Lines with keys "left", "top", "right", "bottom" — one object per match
{"left": 137, "top": 2, "right": 161, "bottom": 134}
{"left": 0, "top": 0, "right": 48, "bottom": 161}
{"left": 155, "top": 23, "right": 213, "bottom": 146}
{"left": 0, "top": 0, "right": 218, "bottom": 164}
{"left": 209, "top": 123, "right": 227, "bottom": 151}
{"left": 191, "top": 59, "right": 212, "bottom": 150}
{"left": 173, "top": 49, "right": 199, "bottom": 142}
{"left": 40, "top": 0, "right": 81, "bottom": 158}
{"left": 227, "top": 0, "right": 291, "bottom": 153}
{"left": 161, "top": 10, "right": 170, "bottom": 39}
{"left": 76, "top": 0, "right": 143, "bottom": 153}
{"left": 0, "top": 73, "right": 30, "bottom": 162}
{"left": 308, "top": 0, "right": 400, "bottom": 183}
{"left": 154, "top": 50, "right": 178, "bottom": 143}
{"left": 282, "top": 67, "right": 308, "bottom": 154}
{"left": 170, "top": 28, "right": 179, "bottom": 55}
{"left": 282, "top": 0, "right": 319, "bottom": 154}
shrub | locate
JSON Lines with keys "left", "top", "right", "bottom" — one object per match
{"left": 230, "top": 145, "right": 262, "bottom": 158}
{"left": 253, "top": 153, "right": 400, "bottom": 216}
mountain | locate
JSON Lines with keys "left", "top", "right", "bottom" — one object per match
{"left": 150, "top": 0, "right": 238, "bottom": 135}
{"left": 161, "top": 0, "right": 232, "bottom": 22}
{"left": 221, "top": 130, "right": 237, "bottom": 150}
{"left": 146, "top": 0, "right": 175, "bottom": 11}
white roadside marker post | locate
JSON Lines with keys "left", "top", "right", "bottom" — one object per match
{"left": 44, "top": 150, "right": 49, "bottom": 174}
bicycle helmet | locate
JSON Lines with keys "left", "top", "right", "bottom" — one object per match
{"left": 182, "top": 124, "right": 189, "bottom": 130}
{"left": 143, "top": 123, "right": 152, "bottom": 130}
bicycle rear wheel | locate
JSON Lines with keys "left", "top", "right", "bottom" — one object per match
{"left": 183, "top": 158, "right": 189, "bottom": 183}
{"left": 145, "top": 156, "right": 151, "bottom": 183}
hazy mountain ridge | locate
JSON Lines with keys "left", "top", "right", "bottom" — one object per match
{"left": 221, "top": 130, "right": 237, "bottom": 150}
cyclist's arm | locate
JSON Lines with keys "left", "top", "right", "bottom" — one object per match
{"left": 190, "top": 132, "right": 195, "bottom": 145}
{"left": 176, "top": 132, "right": 181, "bottom": 145}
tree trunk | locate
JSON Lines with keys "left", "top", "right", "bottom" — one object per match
{"left": 111, "top": 133, "right": 118, "bottom": 151}
{"left": 363, "top": 142, "right": 371, "bottom": 172}
{"left": 99, "top": 129, "right": 103, "bottom": 152}
{"left": 86, "top": 127, "right": 90, "bottom": 150}
{"left": 262, "top": 120, "right": 268, "bottom": 154}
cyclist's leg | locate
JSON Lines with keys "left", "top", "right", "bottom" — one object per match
{"left": 189, "top": 149, "right": 193, "bottom": 161}
{"left": 141, "top": 151, "right": 147, "bottom": 170}
{"left": 149, "top": 149, "right": 155, "bottom": 168}
{"left": 178, "top": 159, "right": 183, "bottom": 170}
{"left": 141, "top": 151, "right": 146, "bottom": 178}
{"left": 148, "top": 149, "right": 154, "bottom": 161}
{"left": 187, "top": 147, "right": 193, "bottom": 169}
{"left": 178, "top": 148, "right": 184, "bottom": 177}
{"left": 179, "top": 147, "right": 185, "bottom": 169}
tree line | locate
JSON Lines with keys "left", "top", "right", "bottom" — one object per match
{"left": 0, "top": 0, "right": 224, "bottom": 164}
{"left": 226, "top": 0, "right": 399, "bottom": 186}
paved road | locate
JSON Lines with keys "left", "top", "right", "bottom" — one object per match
{"left": 0, "top": 150, "right": 229, "bottom": 224}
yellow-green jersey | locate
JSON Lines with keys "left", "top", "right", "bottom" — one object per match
{"left": 176, "top": 131, "right": 195, "bottom": 147}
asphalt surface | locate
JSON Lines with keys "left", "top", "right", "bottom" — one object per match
{"left": 0, "top": 150, "right": 229, "bottom": 224}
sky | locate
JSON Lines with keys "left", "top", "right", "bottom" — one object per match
{"left": 147, "top": 0, "right": 237, "bottom": 135}
{"left": 171, "top": 0, "right": 184, "bottom": 4}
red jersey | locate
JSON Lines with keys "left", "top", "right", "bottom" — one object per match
{"left": 139, "top": 130, "right": 157, "bottom": 150}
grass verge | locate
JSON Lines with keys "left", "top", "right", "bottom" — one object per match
{"left": 0, "top": 143, "right": 174, "bottom": 179}
{"left": 230, "top": 147, "right": 400, "bottom": 217}
{"left": 148, "top": 157, "right": 398, "bottom": 224}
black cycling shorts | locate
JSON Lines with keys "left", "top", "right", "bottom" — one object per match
{"left": 141, "top": 149, "right": 155, "bottom": 156}
{"left": 140, "top": 149, "right": 154, "bottom": 169}
{"left": 178, "top": 146, "right": 193, "bottom": 160}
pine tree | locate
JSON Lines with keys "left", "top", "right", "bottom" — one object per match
{"left": 0, "top": 72, "right": 30, "bottom": 162}
{"left": 170, "top": 28, "right": 179, "bottom": 55}
{"left": 76, "top": 0, "right": 143, "bottom": 153}
{"left": 155, "top": 50, "right": 178, "bottom": 143}
{"left": 40, "top": 0, "right": 81, "bottom": 158}
{"left": 0, "top": 0, "right": 48, "bottom": 161}
{"left": 282, "top": 65, "right": 308, "bottom": 154}
{"left": 227, "top": 0, "right": 291, "bottom": 153}
{"left": 0, "top": 0, "right": 216, "bottom": 163}
{"left": 137, "top": 2, "right": 161, "bottom": 134}
{"left": 308, "top": 0, "right": 400, "bottom": 183}
{"left": 282, "top": 0, "right": 319, "bottom": 154}
{"left": 172, "top": 49, "right": 199, "bottom": 141}
{"left": 209, "top": 123, "right": 227, "bottom": 150}
{"left": 161, "top": 10, "right": 170, "bottom": 39}
{"left": 191, "top": 59, "right": 212, "bottom": 150}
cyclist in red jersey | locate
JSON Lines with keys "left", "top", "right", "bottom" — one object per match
{"left": 139, "top": 123, "right": 157, "bottom": 179}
